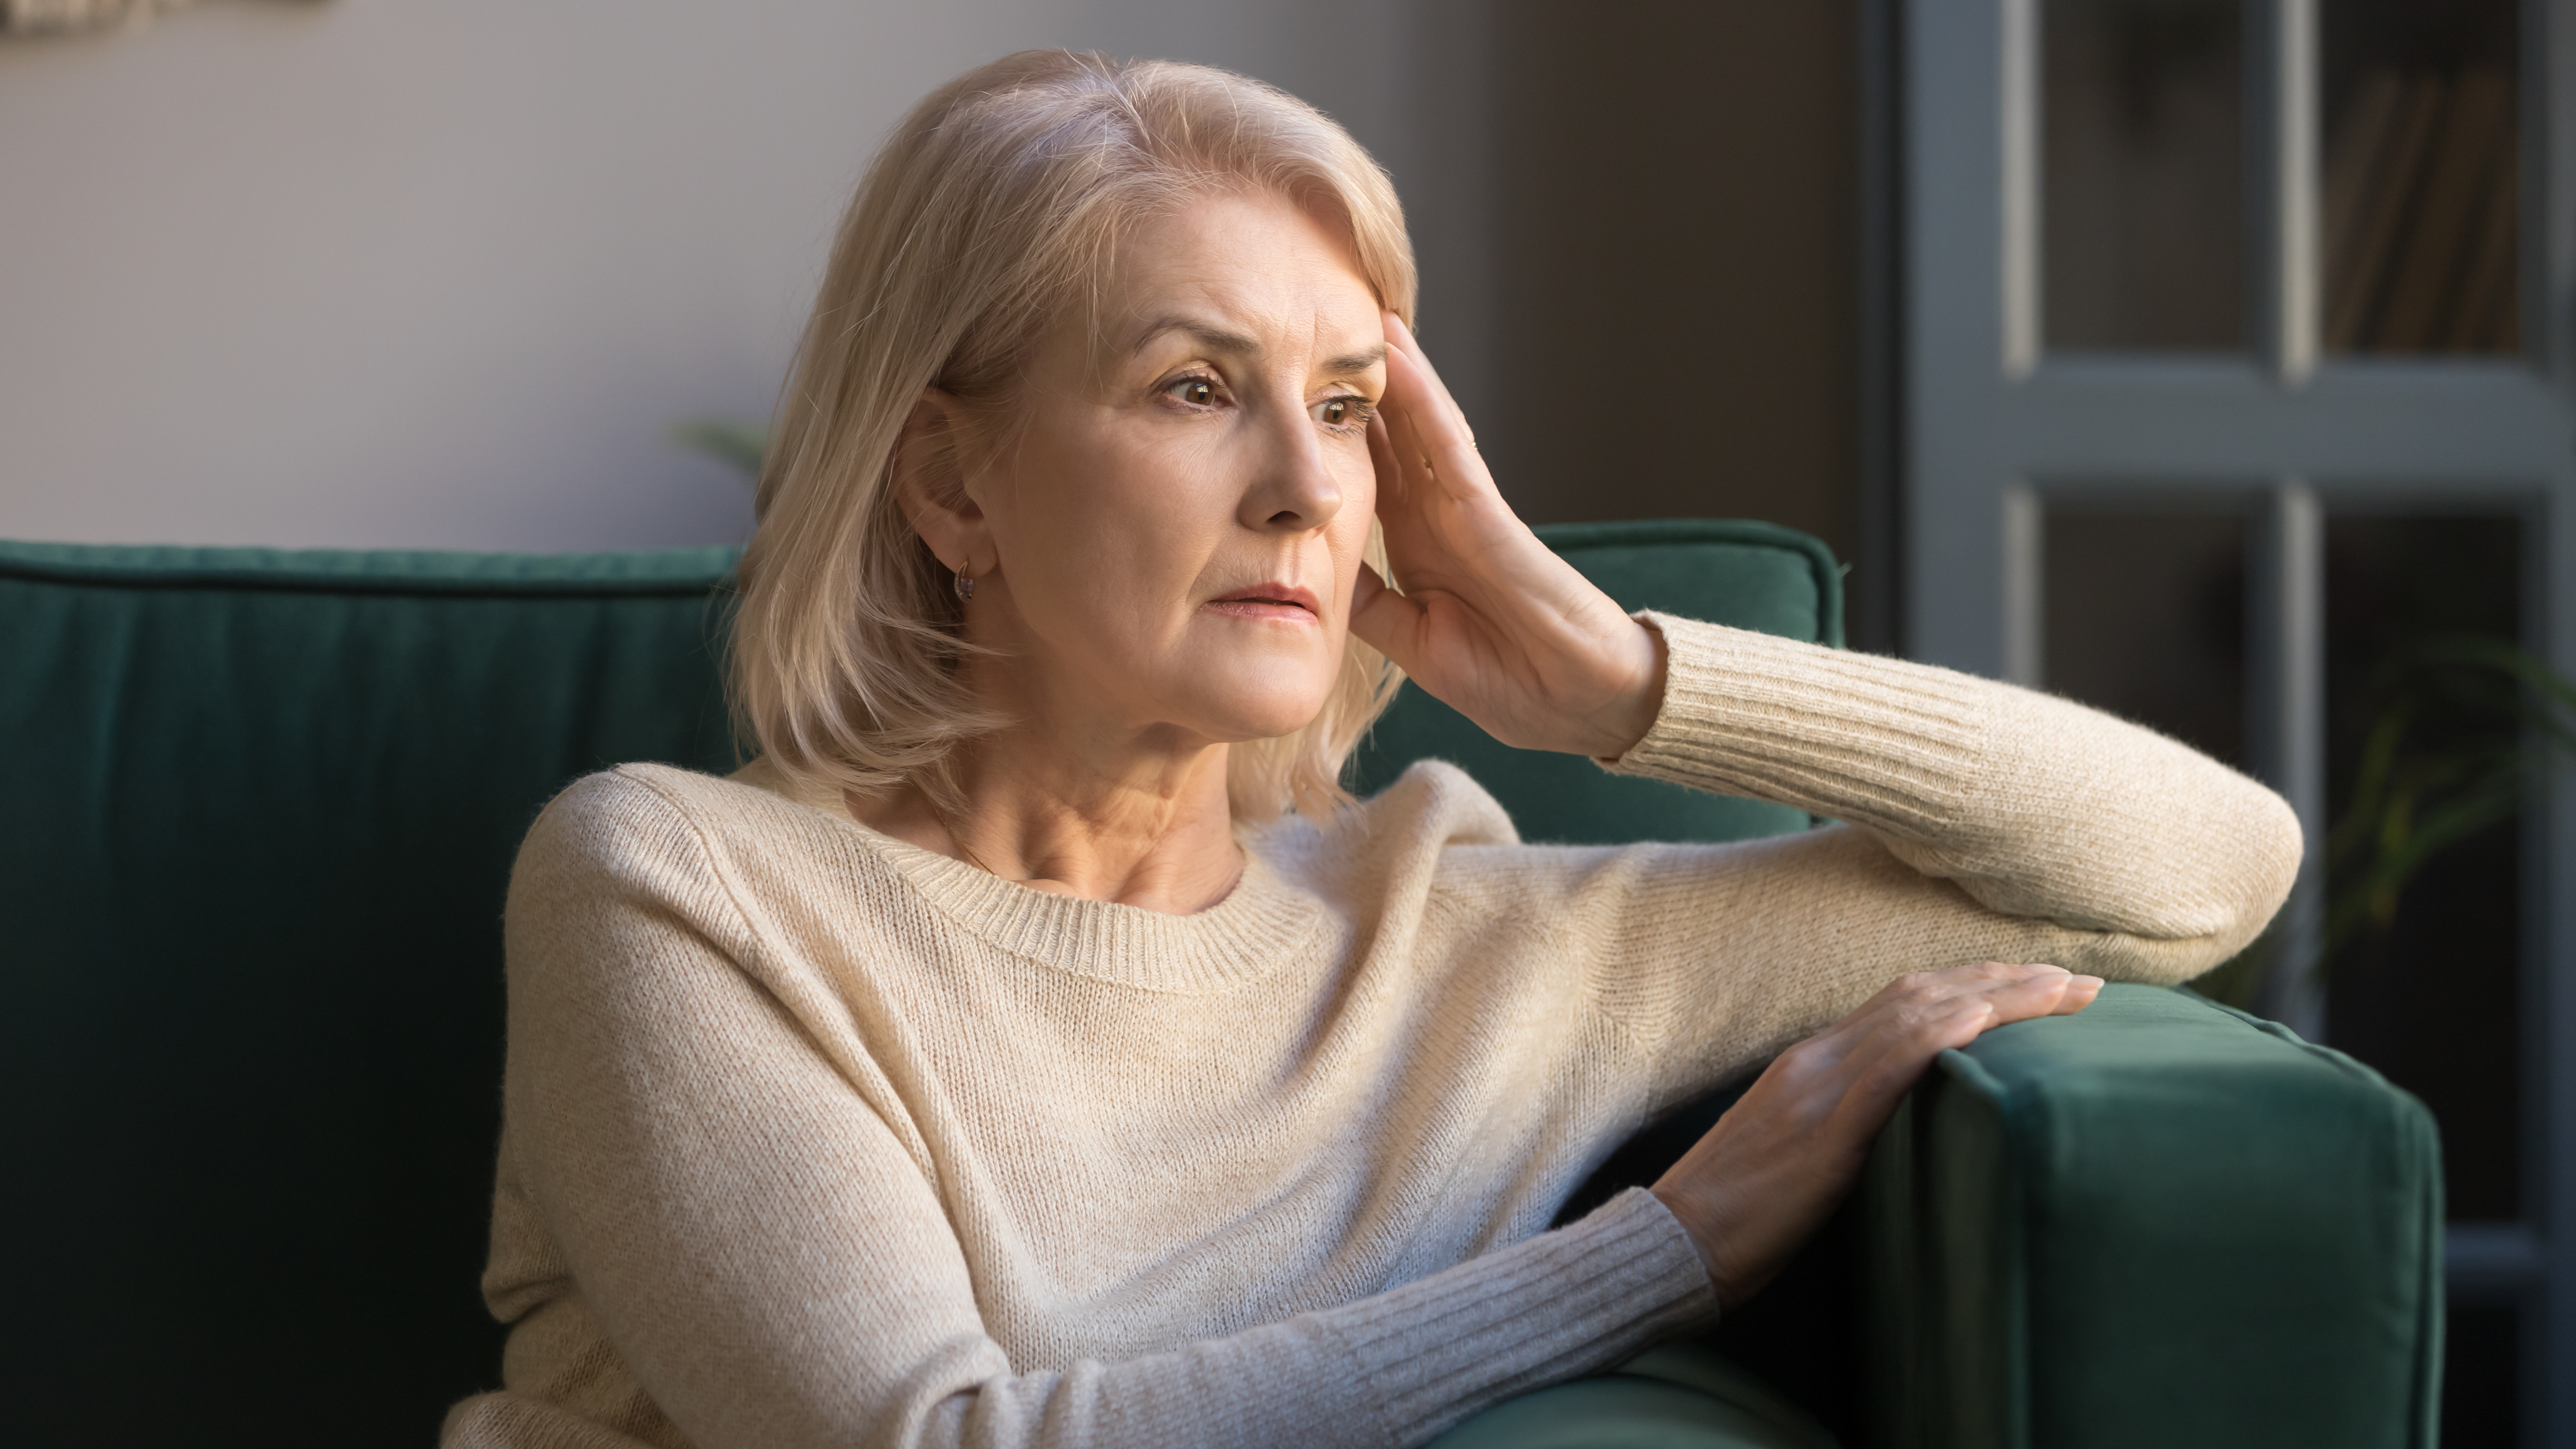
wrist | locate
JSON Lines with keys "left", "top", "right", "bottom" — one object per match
{"left": 1596, "top": 619, "right": 1669, "bottom": 759}
{"left": 1647, "top": 1183, "right": 1726, "bottom": 1292}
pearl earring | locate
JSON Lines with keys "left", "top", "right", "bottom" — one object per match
{"left": 954, "top": 569, "right": 975, "bottom": 601}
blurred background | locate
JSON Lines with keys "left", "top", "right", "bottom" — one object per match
{"left": 3, "top": 1, "right": 2570, "bottom": 1445}
{"left": 0, "top": 0, "right": 1862, "bottom": 581}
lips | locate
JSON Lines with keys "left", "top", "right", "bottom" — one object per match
{"left": 1205, "top": 583, "right": 1323, "bottom": 620}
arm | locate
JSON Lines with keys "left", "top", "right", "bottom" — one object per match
{"left": 497, "top": 777, "right": 1714, "bottom": 1449}
{"left": 1456, "top": 617, "right": 2299, "bottom": 1092}
{"left": 1351, "top": 315, "right": 2301, "bottom": 1311}
{"left": 1607, "top": 611, "right": 2301, "bottom": 960}
{"left": 1352, "top": 312, "right": 2300, "bottom": 996}
{"left": 1549, "top": 614, "right": 2302, "bottom": 1093}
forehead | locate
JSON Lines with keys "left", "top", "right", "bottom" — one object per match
{"left": 1103, "top": 190, "right": 1381, "bottom": 345}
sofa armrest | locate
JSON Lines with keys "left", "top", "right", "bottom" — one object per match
{"left": 1861, "top": 983, "right": 2444, "bottom": 1449}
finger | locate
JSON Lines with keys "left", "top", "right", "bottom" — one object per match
{"left": 1899, "top": 962, "right": 2071, "bottom": 1015}
{"left": 1837, "top": 967, "right": 2091, "bottom": 1086}
{"left": 1927, "top": 974, "right": 2069, "bottom": 1032}
{"left": 1787, "top": 983, "right": 1919, "bottom": 1067}
{"left": 1384, "top": 314, "right": 1477, "bottom": 447}
{"left": 1971, "top": 967, "right": 2093, "bottom": 1025}
{"left": 1383, "top": 314, "right": 1456, "bottom": 412}
{"left": 1789, "top": 969, "right": 2102, "bottom": 1153}
{"left": 1347, "top": 559, "right": 1424, "bottom": 665}
{"left": 2050, "top": 975, "right": 2105, "bottom": 1016}
{"left": 1938, "top": 959, "right": 2061, "bottom": 988}
{"left": 1381, "top": 340, "right": 1484, "bottom": 496}
{"left": 1366, "top": 413, "right": 1411, "bottom": 508}
{"left": 1857, "top": 960, "right": 2033, "bottom": 1011}
{"left": 1846, "top": 970, "right": 2060, "bottom": 1073}
{"left": 1376, "top": 343, "right": 1442, "bottom": 481}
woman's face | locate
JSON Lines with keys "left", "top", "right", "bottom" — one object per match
{"left": 946, "top": 190, "right": 1388, "bottom": 753}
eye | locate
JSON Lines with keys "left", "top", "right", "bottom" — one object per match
{"left": 1165, "top": 375, "right": 1220, "bottom": 407}
{"left": 1312, "top": 395, "right": 1373, "bottom": 430}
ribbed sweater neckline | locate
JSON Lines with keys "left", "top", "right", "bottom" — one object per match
{"left": 877, "top": 839, "right": 1330, "bottom": 993}
{"left": 724, "top": 759, "right": 1331, "bottom": 994}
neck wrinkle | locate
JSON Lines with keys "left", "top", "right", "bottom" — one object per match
{"left": 908, "top": 724, "right": 1246, "bottom": 915}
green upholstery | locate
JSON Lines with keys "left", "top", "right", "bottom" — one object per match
{"left": 0, "top": 542, "right": 739, "bottom": 1445}
{"left": 1862, "top": 985, "right": 2444, "bottom": 1449}
{"left": 0, "top": 522, "right": 2441, "bottom": 1449}
{"left": 1553, "top": 986, "right": 2446, "bottom": 1449}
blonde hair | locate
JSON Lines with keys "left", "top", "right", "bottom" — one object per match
{"left": 731, "top": 50, "right": 1414, "bottom": 822}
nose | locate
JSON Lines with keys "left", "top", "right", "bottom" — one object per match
{"left": 1235, "top": 395, "right": 1344, "bottom": 536}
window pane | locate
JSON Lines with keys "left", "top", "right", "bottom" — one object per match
{"left": 2323, "top": 513, "right": 2522, "bottom": 1221}
{"left": 2043, "top": 0, "right": 2246, "bottom": 351}
{"left": 2042, "top": 509, "right": 2246, "bottom": 765}
{"left": 2321, "top": 0, "right": 2520, "bottom": 355}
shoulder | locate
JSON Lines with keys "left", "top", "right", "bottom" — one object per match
{"left": 1354, "top": 757, "right": 1524, "bottom": 847}
{"left": 504, "top": 762, "right": 903, "bottom": 1007}
{"left": 1244, "top": 758, "right": 1510, "bottom": 878}
{"left": 1253, "top": 758, "right": 1684, "bottom": 925}
{"left": 514, "top": 761, "right": 865, "bottom": 909}
{"left": 525, "top": 762, "right": 768, "bottom": 861}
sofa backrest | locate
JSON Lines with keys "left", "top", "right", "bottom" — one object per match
{"left": 0, "top": 519, "right": 1840, "bottom": 1446}
{"left": 1, "top": 543, "right": 739, "bottom": 1445}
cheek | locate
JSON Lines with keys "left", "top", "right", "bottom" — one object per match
{"left": 997, "top": 427, "right": 1230, "bottom": 638}
{"left": 985, "top": 413, "right": 1365, "bottom": 738}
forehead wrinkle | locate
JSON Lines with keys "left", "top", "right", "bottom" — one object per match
{"left": 1129, "top": 314, "right": 1264, "bottom": 359}
{"left": 1102, "top": 188, "right": 1378, "bottom": 352}
{"left": 1113, "top": 263, "right": 1379, "bottom": 382}
{"left": 1302, "top": 281, "right": 1387, "bottom": 379}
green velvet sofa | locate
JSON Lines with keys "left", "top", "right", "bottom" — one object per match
{"left": 0, "top": 521, "right": 2442, "bottom": 1448}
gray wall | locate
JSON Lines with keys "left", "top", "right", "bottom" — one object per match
{"left": 0, "top": 0, "right": 1857, "bottom": 568}
{"left": 1480, "top": 4, "right": 1860, "bottom": 565}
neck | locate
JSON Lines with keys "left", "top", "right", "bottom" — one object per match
{"left": 849, "top": 724, "right": 1245, "bottom": 916}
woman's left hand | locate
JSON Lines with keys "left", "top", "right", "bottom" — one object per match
{"left": 1350, "top": 314, "right": 1668, "bottom": 759}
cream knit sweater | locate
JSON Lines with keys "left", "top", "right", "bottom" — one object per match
{"left": 442, "top": 615, "right": 2300, "bottom": 1449}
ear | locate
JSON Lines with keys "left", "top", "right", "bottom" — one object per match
{"left": 890, "top": 387, "right": 993, "bottom": 577}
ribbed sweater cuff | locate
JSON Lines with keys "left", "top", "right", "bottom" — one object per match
{"left": 1601, "top": 613, "right": 1988, "bottom": 840}
{"left": 1321, "top": 1188, "right": 1716, "bottom": 1446}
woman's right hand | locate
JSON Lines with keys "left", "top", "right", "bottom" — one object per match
{"left": 1650, "top": 961, "right": 2102, "bottom": 1307}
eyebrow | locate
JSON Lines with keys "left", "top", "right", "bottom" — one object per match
{"left": 1324, "top": 342, "right": 1390, "bottom": 376}
{"left": 1132, "top": 316, "right": 1387, "bottom": 378}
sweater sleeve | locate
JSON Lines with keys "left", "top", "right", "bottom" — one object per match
{"left": 482, "top": 778, "right": 1714, "bottom": 1449}
{"left": 1576, "top": 613, "right": 2302, "bottom": 1088}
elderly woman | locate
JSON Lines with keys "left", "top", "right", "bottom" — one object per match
{"left": 443, "top": 50, "right": 2298, "bottom": 1449}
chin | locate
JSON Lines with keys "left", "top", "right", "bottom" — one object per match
{"left": 1170, "top": 649, "right": 1340, "bottom": 740}
{"left": 1194, "top": 681, "right": 1337, "bottom": 744}
{"left": 1209, "top": 702, "right": 1331, "bottom": 744}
